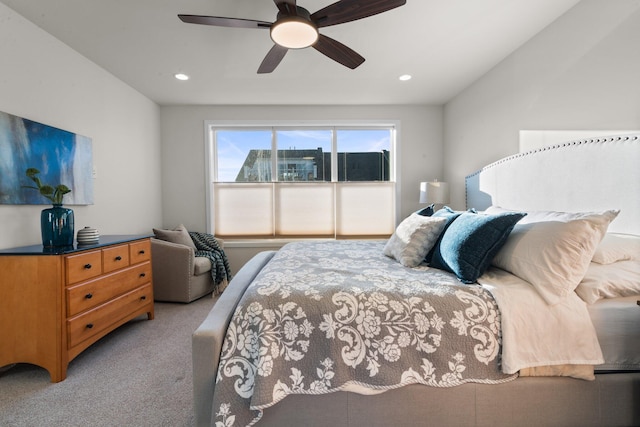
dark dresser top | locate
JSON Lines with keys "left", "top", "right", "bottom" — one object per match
{"left": 0, "top": 235, "right": 152, "bottom": 255}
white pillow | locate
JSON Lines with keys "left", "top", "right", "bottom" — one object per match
{"left": 591, "top": 233, "right": 640, "bottom": 264}
{"left": 518, "top": 209, "right": 619, "bottom": 225}
{"left": 485, "top": 206, "right": 620, "bottom": 225}
{"left": 383, "top": 214, "right": 447, "bottom": 268}
{"left": 492, "top": 213, "right": 616, "bottom": 305}
{"left": 575, "top": 260, "right": 640, "bottom": 304}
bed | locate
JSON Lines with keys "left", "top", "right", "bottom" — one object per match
{"left": 193, "top": 134, "right": 640, "bottom": 427}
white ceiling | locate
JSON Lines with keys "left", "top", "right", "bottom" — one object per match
{"left": 1, "top": 0, "right": 580, "bottom": 106}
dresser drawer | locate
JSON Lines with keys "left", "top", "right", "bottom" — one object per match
{"left": 66, "top": 251, "right": 103, "bottom": 285}
{"left": 67, "top": 283, "right": 153, "bottom": 349}
{"left": 102, "top": 244, "right": 130, "bottom": 273}
{"left": 129, "top": 240, "right": 151, "bottom": 264}
{"left": 66, "top": 262, "right": 152, "bottom": 317}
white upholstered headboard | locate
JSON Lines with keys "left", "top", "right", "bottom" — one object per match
{"left": 465, "top": 134, "right": 639, "bottom": 235}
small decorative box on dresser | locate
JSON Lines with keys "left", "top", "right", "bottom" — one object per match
{"left": 0, "top": 235, "right": 154, "bottom": 382}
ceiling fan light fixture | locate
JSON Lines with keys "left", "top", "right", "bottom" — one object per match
{"left": 270, "top": 16, "right": 318, "bottom": 49}
{"left": 179, "top": 0, "right": 407, "bottom": 73}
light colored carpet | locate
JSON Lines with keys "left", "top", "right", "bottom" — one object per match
{"left": 0, "top": 296, "right": 218, "bottom": 427}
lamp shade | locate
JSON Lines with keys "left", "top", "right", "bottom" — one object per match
{"left": 419, "top": 181, "right": 450, "bottom": 204}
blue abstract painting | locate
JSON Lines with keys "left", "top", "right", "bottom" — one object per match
{"left": 0, "top": 111, "right": 93, "bottom": 205}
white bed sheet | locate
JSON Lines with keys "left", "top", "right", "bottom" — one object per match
{"left": 477, "top": 268, "right": 604, "bottom": 374}
{"left": 587, "top": 295, "right": 640, "bottom": 371}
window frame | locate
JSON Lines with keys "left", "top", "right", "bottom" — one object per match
{"left": 204, "top": 120, "right": 401, "bottom": 238}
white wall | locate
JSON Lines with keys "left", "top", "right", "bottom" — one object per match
{"left": 0, "top": 3, "right": 162, "bottom": 249}
{"left": 443, "top": 0, "right": 640, "bottom": 209}
{"left": 159, "top": 105, "right": 443, "bottom": 231}
{"left": 10, "top": 0, "right": 634, "bottom": 253}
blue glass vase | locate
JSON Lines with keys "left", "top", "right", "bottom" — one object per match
{"left": 41, "top": 204, "right": 75, "bottom": 247}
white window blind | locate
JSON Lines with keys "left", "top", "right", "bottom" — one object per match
{"left": 276, "top": 183, "right": 335, "bottom": 236}
{"left": 336, "top": 182, "right": 395, "bottom": 236}
{"left": 213, "top": 184, "right": 273, "bottom": 237}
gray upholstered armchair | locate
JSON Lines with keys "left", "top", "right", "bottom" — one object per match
{"left": 151, "top": 224, "right": 227, "bottom": 303}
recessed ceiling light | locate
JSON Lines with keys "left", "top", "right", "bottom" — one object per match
{"left": 399, "top": 74, "right": 412, "bottom": 81}
{"left": 174, "top": 73, "right": 190, "bottom": 81}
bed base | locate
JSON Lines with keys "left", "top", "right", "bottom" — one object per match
{"left": 258, "top": 374, "right": 639, "bottom": 427}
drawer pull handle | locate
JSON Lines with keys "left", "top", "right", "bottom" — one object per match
{"left": 84, "top": 263, "right": 92, "bottom": 269}
{"left": 115, "top": 256, "right": 122, "bottom": 261}
{"left": 86, "top": 323, "right": 94, "bottom": 329}
{"left": 139, "top": 273, "right": 146, "bottom": 278}
{"left": 140, "top": 296, "right": 147, "bottom": 301}
{"left": 139, "top": 250, "right": 145, "bottom": 255}
{"left": 85, "top": 293, "right": 93, "bottom": 299}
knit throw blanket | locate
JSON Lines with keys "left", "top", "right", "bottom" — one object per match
{"left": 189, "top": 232, "right": 232, "bottom": 294}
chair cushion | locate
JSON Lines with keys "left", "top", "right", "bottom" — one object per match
{"left": 194, "top": 257, "right": 212, "bottom": 276}
{"left": 153, "top": 224, "right": 196, "bottom": 249}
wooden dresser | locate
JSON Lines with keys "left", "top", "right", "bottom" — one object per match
{"left": 0, "top": 235, "right": 154, "bottom": 382}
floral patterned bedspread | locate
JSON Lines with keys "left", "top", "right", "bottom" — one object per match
{"left": 213, "top": 240, "right": 517, "bottom": 426}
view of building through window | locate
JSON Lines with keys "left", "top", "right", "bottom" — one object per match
{"left": 215, "top": 128, "right": 391, "bottom": 182}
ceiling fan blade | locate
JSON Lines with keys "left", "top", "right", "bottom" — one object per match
{"left": 258, "top": 44, "right": 289, "bottom": 74}
{"left": 178, "top": 14, "right": 271, "bottom": 29}
{"left": 312, "top": 34, "right": 365, "bottom": 69}
{"left": 311, "top": 0, "right": 406, "bottom": 28}
{"left": 274, "top": 0, "right": 297, "bottom": 16}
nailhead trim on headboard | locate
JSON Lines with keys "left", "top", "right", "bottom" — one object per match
{"left": 465, "top": 134, "right": 638, "bottom": 178}
{"left": 465, "top": 134, "right": 639, "bottom": 208}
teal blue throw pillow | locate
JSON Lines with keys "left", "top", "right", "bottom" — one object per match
{"left": 430, "top": 211, "right": 526, "bottom": 283}
{"left": 424, "top": 206, "right": 464, "bottom": 263}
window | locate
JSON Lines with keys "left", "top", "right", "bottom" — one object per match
{"left": 206, "top": 123, "right": 397, "bottom": 239}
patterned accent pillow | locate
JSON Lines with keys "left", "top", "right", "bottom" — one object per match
{"left": 430, "top": 211, "right": 526, "bottom": 284}
{"left": 383, "top": 213, "right": 447, "bottom": 267}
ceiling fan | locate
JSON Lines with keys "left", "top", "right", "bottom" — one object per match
{"left": 178, "top": 0, "right": 407, "bottom": 74}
